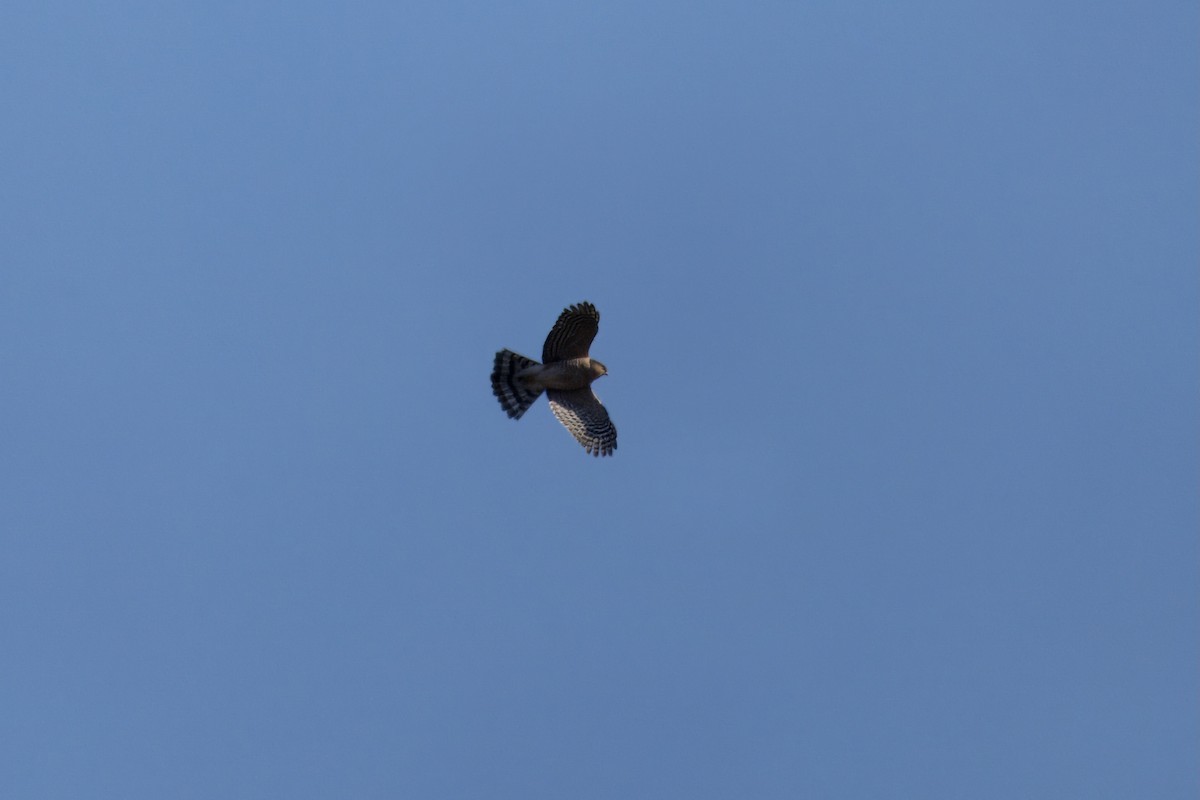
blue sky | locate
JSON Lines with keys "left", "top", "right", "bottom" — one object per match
{"left": 2, "top": 2, "right": 1196, "bottom": 797}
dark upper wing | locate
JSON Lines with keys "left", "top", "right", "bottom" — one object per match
{"left": 542, "top": 302, "right": 600, "bottom": 362}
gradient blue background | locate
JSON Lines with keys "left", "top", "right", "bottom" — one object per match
{"left": 2, "top": 2, "right": 1196, "bottom": 797}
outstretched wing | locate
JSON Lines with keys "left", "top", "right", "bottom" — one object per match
{"left": 547, "top": 388, "right": 617, "bottom": 457}
{"left": 543, "top": 302, "right": 600, "bottom": 362}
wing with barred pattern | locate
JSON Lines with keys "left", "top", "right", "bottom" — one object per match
{"left": 546, "top": 387, "right": 617, "bottom": 457}
{"left": 542, "top": 302, "right": 600, "bottom": 363}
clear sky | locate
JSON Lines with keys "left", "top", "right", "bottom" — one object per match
{"left": 2, "top": 2, "right": 1196, "bottom": 797}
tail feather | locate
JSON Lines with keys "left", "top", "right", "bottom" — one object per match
{"left": 491, "top": 349, "right": 543, "bottom": 419}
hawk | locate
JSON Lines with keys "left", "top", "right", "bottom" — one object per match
{"left": 491, "top": 301, "right": 617, "bottom": 456}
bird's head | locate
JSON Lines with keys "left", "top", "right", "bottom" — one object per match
{"left": 591, "top": 359, "right": 608, "bottom": 379}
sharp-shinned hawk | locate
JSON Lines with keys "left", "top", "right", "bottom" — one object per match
{"left": 491, "top": 301, "right": 617, "bottom": 457}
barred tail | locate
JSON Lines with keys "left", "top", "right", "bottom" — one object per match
{"left": 491, "top": 349, "right": 543, "bottom": 419}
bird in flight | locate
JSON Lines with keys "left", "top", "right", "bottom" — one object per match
{"left": 491, "top": 301, "right": 617, "bottom": 457}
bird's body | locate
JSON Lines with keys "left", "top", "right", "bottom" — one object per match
{"left": 491, "top": 302, "right": 617, "bottom": 456}
{"left": 514, "top": 357, "right": 607, "bottom": 391}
